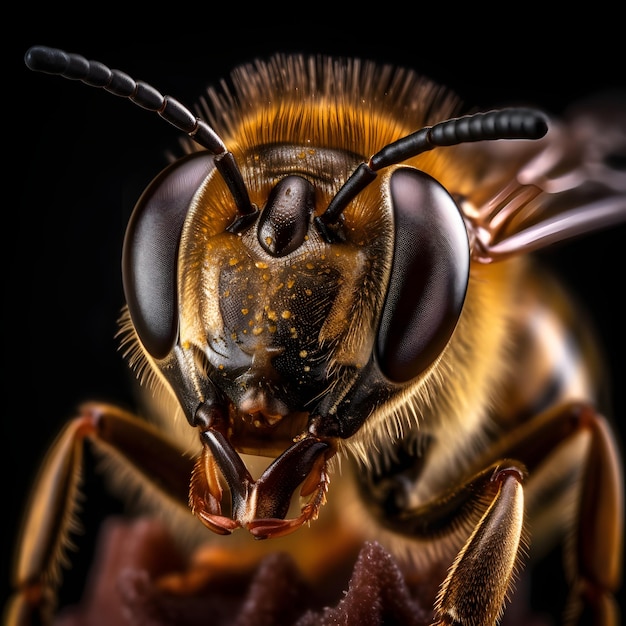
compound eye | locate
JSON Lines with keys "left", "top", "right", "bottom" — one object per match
{"left": 376, "top": 168, "right": 470, "bottom": 383}
{"left": 122, "top": 152, "right": 215, "bottom": 359}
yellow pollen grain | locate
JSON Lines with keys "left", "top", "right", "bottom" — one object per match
{"left": 265, "top": 236, "right": 273, "bottom": 246}
{"left": 229, "top": 257, "right": 239, "bottom": 266}
{"left": 304, "top": 366, "right": 310, "bottom": 372}
{"left": 299, "top": 350, "right": 308, "bottom": 358}
{"left": 252, "top": 327, "right": 263, "bottom": 336}
{"left": 241, "top": 308, "right": 249, "bottom": 315}
{"left": 281, "top": 310, "right": 292, "bottom": 319}
{"left": 305, "top": 289, "right": 312, "bottom": 296}
{"left": 306, "top": 263, "right": 314, "bottom": 269}
{"left": 262, "top": 273, "right": 270, "bottom": 281}
{"left": 255, "top": 261, "right": 268, "bottom": 269}
{"left": 181, "top": 340, "right": 191, "bottom": 350}
{"left": 287, "top": 279, "right": 295, "bottom": 288}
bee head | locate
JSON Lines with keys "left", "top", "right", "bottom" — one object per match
{"left": 25, "top": 46, "right": 548, "bottom": 536}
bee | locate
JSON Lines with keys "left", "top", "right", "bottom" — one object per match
{"left": 7, "top": 45, "right": 625, "bottom": 626}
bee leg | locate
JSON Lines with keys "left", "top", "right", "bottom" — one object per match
{"left": 474, "top": 400, "right": 623, "bottom": 625}
{"left": 569, "top": 406, "right": 624, "bottom": 626}
{"left": 430, "top": 463, "right": 526, "bottom": 626}
{"left": 5, "top": 402, "right": 194, "bottom": 626}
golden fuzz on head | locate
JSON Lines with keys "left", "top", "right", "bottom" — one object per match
{"left": 199, "top": 54, "right": 461, "bottom": 160}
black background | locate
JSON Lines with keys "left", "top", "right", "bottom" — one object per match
{"left": 7, "top": 20, "right": 625, "bottom": 622}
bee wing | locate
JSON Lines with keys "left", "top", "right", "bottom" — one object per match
{"left": 462, "top": 92, "right": 626, "bottom": 263}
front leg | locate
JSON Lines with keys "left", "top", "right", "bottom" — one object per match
{"left": 357, "top": 400, "right": 622, "bottom": 625}
{"left": 432, "top": 465, "right": 526, "bottom": 626}
{"left": 359, "top": 457, "right": 528, "bottom": 625}
{"left": 443, "top": 400, "right": 623, "bottom": 625}
{"left": 5, "top": 403, "right": 194, "bottom": 626}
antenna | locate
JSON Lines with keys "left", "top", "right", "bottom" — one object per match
{"left": 315, "top": 108, "right": 548, "bottom": 241}
{"left": 24, "top": 45, "right": 257, "bottom": 222}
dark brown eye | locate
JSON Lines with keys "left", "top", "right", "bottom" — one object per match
{"left": 376, "top": 168, "right": 470, "bottom": 383}
{"left": 122, "top": 152, "right": 215, "bottom": 359}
